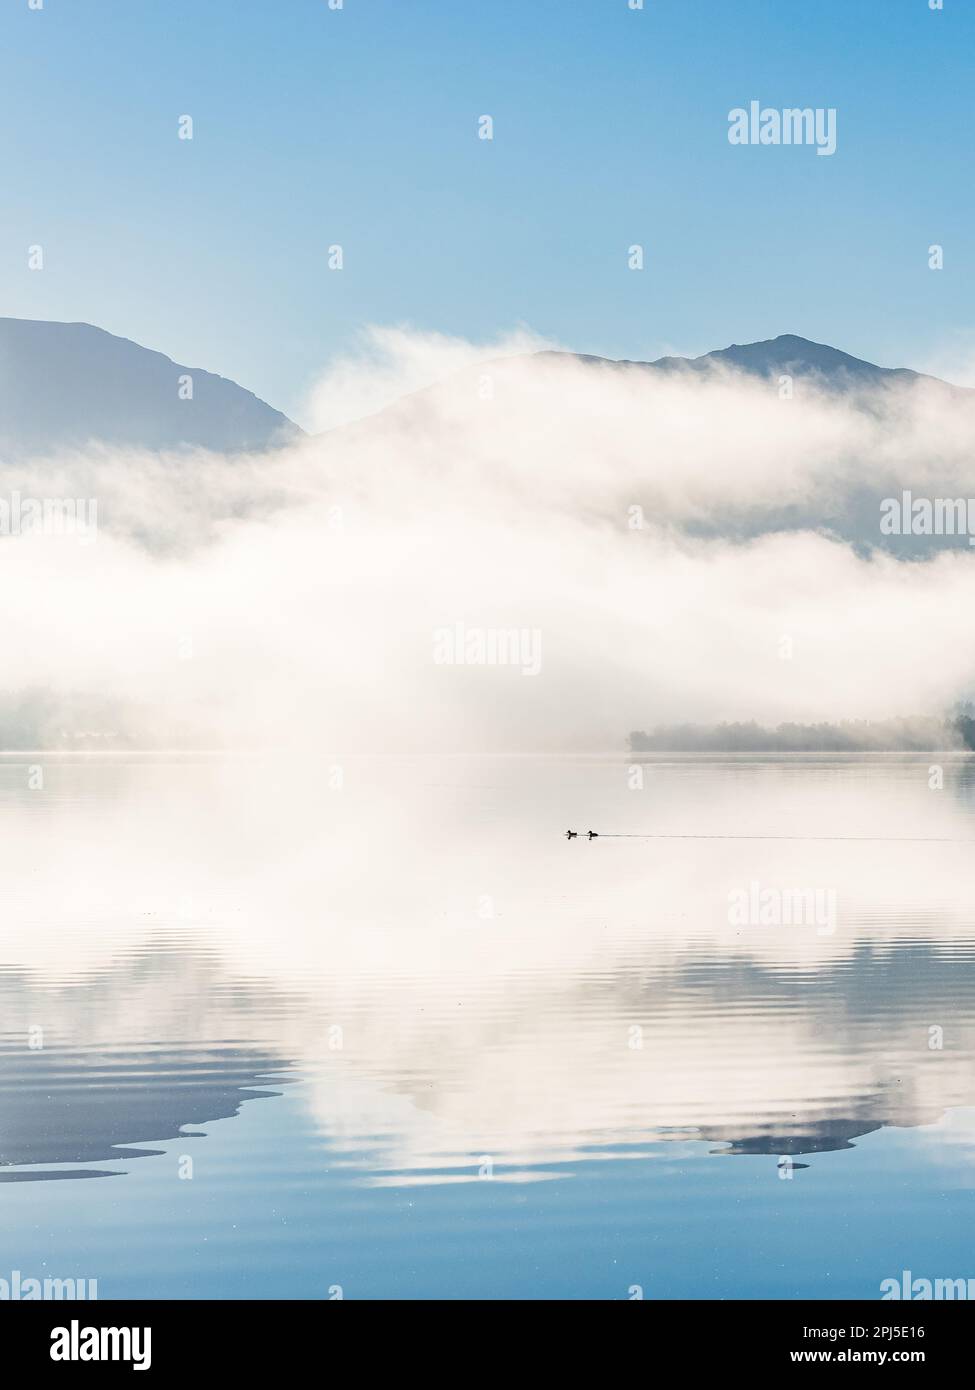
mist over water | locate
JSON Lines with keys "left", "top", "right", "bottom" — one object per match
{"left": 3, "top": 330, "right": 975, "bottom": 753}
{"left": 2, "top": 752, "right": 974, "bottom": 1297}
{"left": 3, "top": 334, "right": 975, "bottom": 1298}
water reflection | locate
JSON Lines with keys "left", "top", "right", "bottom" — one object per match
{"left": 0, "top": 753, "right": 973, "bottom": 1187}
{"left": 0, "top": 951, "right": 287, "bottom": 1179}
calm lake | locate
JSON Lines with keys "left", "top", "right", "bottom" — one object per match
{"left": 1, "top": 752, "right": 973, "bottom": 1299}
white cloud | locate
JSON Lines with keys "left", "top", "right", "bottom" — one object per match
{"left": 3, "top": 332, "right": 975, "bottom": 752}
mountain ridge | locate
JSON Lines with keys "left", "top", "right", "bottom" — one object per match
{"left": 0, "top": 317, "right": 304, "bottom": 459}
{"left": 0, "top": 320, "right": 966, "bottom": 462}
{"left": 536, "top": 332, "right": 960, "bottom": 391}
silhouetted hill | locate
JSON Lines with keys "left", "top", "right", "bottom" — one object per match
{"left": 538, "top": 333, "right": 960, "bottom": 392}
{"left": 0, "top": 318, "right": 303, "bottom": 459}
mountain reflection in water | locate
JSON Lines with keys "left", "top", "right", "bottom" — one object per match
{"left": 1, "top": 753, "right": 973, "bottom": 1190}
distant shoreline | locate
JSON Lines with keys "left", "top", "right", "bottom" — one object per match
{"left": 629, "top": 716, "right": 975, "bottom": 754}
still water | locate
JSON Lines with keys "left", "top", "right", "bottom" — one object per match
{"left": 1, "top": 753, "right": 973, "bottom": 1299}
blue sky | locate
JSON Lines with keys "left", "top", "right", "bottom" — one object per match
{"left": 1, "top": 0, "right": 971, "bottom": 423}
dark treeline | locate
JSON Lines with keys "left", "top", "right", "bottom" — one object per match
{"left": 629, "top": 715, "right": 975, "bottom": 753}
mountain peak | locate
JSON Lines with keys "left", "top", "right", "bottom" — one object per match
{"left": 532, "top": 333, "right": 950, "bottom": 391}
{"left": 0, "top": 316, "right": 303, "bottom": 459}
{"left": 647, "top": 333, "right": 924, "bottom": 386}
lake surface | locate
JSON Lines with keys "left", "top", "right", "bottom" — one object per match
{"left": 1, "top": 752, "right": 974, "bottom": 1299}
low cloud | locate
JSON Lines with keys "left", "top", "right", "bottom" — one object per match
{"left": 3, "top": 330, "right": 975, "bottom": 751}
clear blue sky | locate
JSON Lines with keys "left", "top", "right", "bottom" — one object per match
{"left": 1, "top": 0, "right": 971, "bottom": 423}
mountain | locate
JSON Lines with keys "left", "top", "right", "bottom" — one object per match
{"left": 1, "top": 321, "right": 960, "bottom": 465}
{"left": 538, "top": 333, "right": 955, "bottom": 391}
{"left": 325, "top": 332, "right": 970, "bottom": 562}
{"left": 0, "top": 318, "right": 303, "bottom": 460}
{"left": 648, "top": 333, "right": 930, "bottom": 386}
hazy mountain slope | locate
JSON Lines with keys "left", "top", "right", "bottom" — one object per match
{"left": 649, "top": 333, "right": 928, "bottom": 386}
{"left": 315, "top": 333, "right": 974, "bottom": 564}
{"left": 539, "top": 333, "right": 957, "bottom": 391}
{"left": 0, "top": 318, "right": 303, "bottom": 459}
